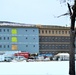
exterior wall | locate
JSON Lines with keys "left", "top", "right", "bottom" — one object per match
{"left": 0, "top": 27, "right": 39, "bottom": 54}
{"left": 38, "top": 25, "right": 70, "bottom": 54}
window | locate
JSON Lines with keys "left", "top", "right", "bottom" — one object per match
{"left": 11, "top": 29, "right": 17, "bottom": 34}
{"left": 4, "top": 45, "right": 6, "bottom": 48}
{"left": 7, "top": 29, "right": 9, "bottom": 32}
{"left": 56, "top": 31, "right": 57, "bottom": 34}
{"left": 7, "top": 37, "right": 9, "bottom": 40}
{"left": 4, "top": 37, "right": 5, "bottom": 40}
{"left": 33, "top": 38, "right": 35, "bottom": 39}
{"left": 62, "top": 45, "right": 65, "bottom": 49}
{"left": 42, "top": 45, "right": 44, "bottom": 49}
{"left": 42, "top": 30, "right": 44, "bottom": 34}
{"left": 0, "top": 45, "right": 2, "bottom": 48}
{"left": 33, "top": 30, "right": 35, "bottom": 32}
{"left": 11, "top": 37, "right": 17, "bottom": 42}
{"left": 65, "top": 31, "right": 67, "bottom": 34}
{"left": 25, "top": 30, "right": 27, "bottom": 32}
{"left": 0, "top": 37, "right": 2, "bottom": 40}
{"left": 33, "top": 45, "right": 35, "bottom": 47}
{"left": 26, "top": 37, "right": 28, "bottom": 39}
{"left": 45, "top": 30, "right": 47, "bottom": 33}
{"left": 26, "top": 45, "right": 28, "bottom": 47}
{"left": 59, "top": 31, "right": 61, "bottom": 34}
{"left": 4, "top": 29, "right": 5, "bottom": 32}
{"left": 51, "top": 45, "right": 55, "bottom": 49}
{"left": 49, "top": 30, "right": 51, "bottom": 33}
{"left": 8, "top": 45, "right": 9, "bottom": 48}
{"left": 62, "top": 31, "right": 64, "bottom": 34}
{"left": 12, "top": 44, "right": 17, "bottom": 50}
{"left": 69, "top": 31, "right": 70, "bottom": 34}
{"left": 39, "top": 30, "right": 40, "bottom": 33}
{"left": 52, "top": 31, "right": 54, "bottom": 34}
{"left": 0, "top": 29, "right": 1, "bottom": 32}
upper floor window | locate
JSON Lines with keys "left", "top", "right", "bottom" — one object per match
{"left": 39, "top": 30, "right": 40, "bottom": 33}
{"left": 52, "top": 31, "right": 54, "bottom": 34}
{"left": 69, "top": 31, "right": 70, "bottom": 34}
{"left": 7, "top": 37, "right": 9, "bottom": 40}
{"left": 42, "top": 30, "right": 44, "bottom": 34}
{"left": 11, "top": 29, "right": 17, "bottom": 34}
{"left": 25, "top": 30, "right": 27, "bottom": 32}
{"left": 26, "top": 37, "right": 28, "bottom": 39}
{"left": 49, "top": 30, "right": 51, "bottom": 33}
{"left": 65, "top": 31, "right": 67, "bottom": 34}
{"left": 56, "top": 31, "right": 57, "bottom": 34}
{"left": 4, "top": 29, "right": 5, "bottom": 32}
{"left": 12, "top": 44, "right": 17, "bottom": 50}
{"left": 0, "top": 29, "right": 1, "bottom": 32}
{"left": 7, "top": 29, "right": 9, "bottom": 32}
{"left": 45, "top": 30, "right": 47, "bottom": 33}
{"left": 0, "top": 45, "right": 2, "bottom": 48}
{"left": 11, "top": 36, "right": 17, "bottom": 42}
{"left": 59, "top": 31, "right": 61, "bottom": 34}
{"left": 33, "top": 38, "right": 35, "bottom": 39}
{"left": 62, "top": 31, "right": 64, "bottom": 34}
{"left": 4, "top": 45, "right": 6, "bottom": 48}
{"left": 33, "top": 30, "right": 35, "bottom": 32}
{"left": 0, "top": 37, "right": 2, "bottom": 40}
{"left": 33, "top": 45, "right": 35, "bottom": 47}
{"left": 8, "top": 45, "right": 9, "bottom": 48}
{"left": 4, "top": 37, "right": 5, "bottom": 40}
{"left": 26, "top": 45, "right": 28, "bottom": 47}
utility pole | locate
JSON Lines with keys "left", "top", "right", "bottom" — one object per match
{"left": 67, "top": 1, "right": 76, "bottom": 75}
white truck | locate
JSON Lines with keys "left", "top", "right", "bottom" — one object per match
{"left": 53, "top": 53, "right": 69, "bottom": 61}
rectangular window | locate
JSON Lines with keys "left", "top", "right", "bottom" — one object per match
{"left": 42, "top": 30, "right": 44, "bottom": 34}
{"left": 4, "top": 45, "right": 6, "bottom": 48}
{"left": 0, "top": 29, "right": 1, "bottom": 32}
{"left": 0, "top": 45, "right": 2, "bottom": 48}
{"left": 7, "top": 37, "right": 9, "bottom": 40}
{"left": 52, "top": 31, "right": 54, "bottom": 34}
{"left": 11, "top": 37, "right": 17, "bottom": 42}
{"left": 8, "top": 45, "right": 9, "bottom": 48}
{"left": 7, "top": 29, "right": 9, "bottom": 32}
{"left": 4, "top": 37, "right": 5, "bottom": 40}
{"left": 12, "top": 44, "right": 17, "bottom": 50}
{"left": 0, "top": 37, "right": 2, "bottom": 40}
{"left": 11, "top": 29, "right": 17, "bottom": 34}
{"left": 33, "top": 30, "right": 35, "bottom": 32}
{"left": 4, "top": 29, "right": 5, "bottom": 32}
{"left": 62, "top": 31, "right": 64, "bottom": 34}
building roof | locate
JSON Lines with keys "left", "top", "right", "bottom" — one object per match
{"left": 0, "top": 21, "right": 36, "bottom": 27}
{"left": 0, "top": 21, "right": 70, "bottom": 29}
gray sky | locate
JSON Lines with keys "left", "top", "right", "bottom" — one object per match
{"left": 0, "top": 0, "right": 72, "bottom": 26}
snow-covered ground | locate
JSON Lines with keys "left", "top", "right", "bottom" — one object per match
{"left": 0, "top": 61, "right": 70, "bottom": 75}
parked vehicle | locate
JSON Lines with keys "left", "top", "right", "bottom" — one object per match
{"left": 14, "top": 52, "right": 30, "bottom": 59}
{"left": 14, "top": 56, "right": 26, "bottom": 61}
{"left": 53, "top": 53, "right": 69, "bottom": 61}
{"left": 4, "top": 57, "right": 12, "bottom": 62}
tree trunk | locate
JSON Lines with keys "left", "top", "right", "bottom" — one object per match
{"left": 69, "top": 4, "right": 76, "bottom": 75}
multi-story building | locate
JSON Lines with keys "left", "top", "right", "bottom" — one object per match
{"left": 0, "top": 21, "right": 39, "bottom": 54}
{"left": 0, "top": 21, "right": 72, "bottom": 54}
{"left": 38, "top": 25, "right": 70, "bottom": 54}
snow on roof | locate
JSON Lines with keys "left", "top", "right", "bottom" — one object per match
{"left": 0, "top": 21, "right": 36, "bottom": 27}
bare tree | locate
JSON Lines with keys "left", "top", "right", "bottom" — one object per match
{"left": 58, "top": 0, "right": 76, "bottom": 75}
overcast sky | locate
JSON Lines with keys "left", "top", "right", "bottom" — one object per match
{"left": 0, "top": 0, "right": 73, "bottom": 26}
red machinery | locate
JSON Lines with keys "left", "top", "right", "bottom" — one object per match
{"left": 14, "top": 52, "right": 30, "bottom": 58}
